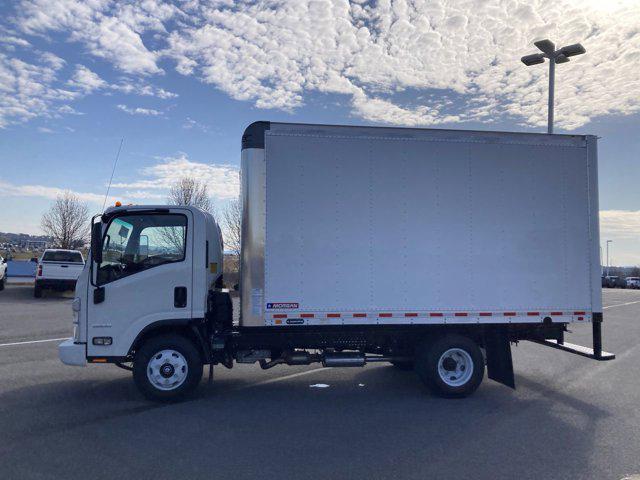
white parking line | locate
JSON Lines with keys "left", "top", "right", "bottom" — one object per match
{"left": 0, "top": 337, "right": 68, "bottom": 347}
{"left": 604, "top": 301, "right": 640, "bottom": 310}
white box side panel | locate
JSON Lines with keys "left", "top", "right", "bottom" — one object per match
{"left": 264, "top": 131, "right": 594, "bottom": 321}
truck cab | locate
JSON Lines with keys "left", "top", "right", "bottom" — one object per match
{"left": 59, "top": 205, "right": 225, "bottom": 398}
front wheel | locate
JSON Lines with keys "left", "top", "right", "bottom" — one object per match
{"left": 133, "top": 334, "right": 203, "bottom": 402}
{"left": 415, "top": 335, "right": 484, "bottom": 398}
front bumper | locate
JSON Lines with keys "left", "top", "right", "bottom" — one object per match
{"left": 59, "top": 338, "right": 86, "bottom": 366}
{"left": 36, "top": 279, "right": 77, "bottom": 291}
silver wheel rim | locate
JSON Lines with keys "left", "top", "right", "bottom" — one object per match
{"left": 437, "top": 348, "right": 474, "bottom": 387}
{"left": 147, "top": 349, "right": 189, "bottom": 391}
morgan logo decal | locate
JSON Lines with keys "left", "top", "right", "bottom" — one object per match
{"left": 267, "top": 302, "right": 299, "bottom": 309}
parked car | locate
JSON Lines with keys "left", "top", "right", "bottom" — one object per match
{"left": 604, "top": 276, "right": 626, "bottom": 289}
{"left": 34, "top": 249, "right": 85, "bottom": 298}
{"left": 0, "top": 255, "right": 6, "bottom": 291}
{"left": 626, "top": 277, "right": 640, "bottom": 289}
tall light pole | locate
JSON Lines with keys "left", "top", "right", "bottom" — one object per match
{"left": 521, "top": 39, "right": 586, "bottom": 134}
{"left": 606, "top": 240, "right": 612, "bottom": 276}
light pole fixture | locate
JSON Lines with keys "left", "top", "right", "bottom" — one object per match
{"left": 521, "top": 39, "right": 586, "bottom": 134}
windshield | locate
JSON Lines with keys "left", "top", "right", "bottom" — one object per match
{"left": 43, "top": 251, "right": 84, "bottom": 263}
{"left": 97, "top": 213, "right": 187, "bottom": 284}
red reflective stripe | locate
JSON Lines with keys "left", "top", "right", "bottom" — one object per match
{"left": 455, "top": 313, "right": 467, "bottom": 317}
{"left": 404, "top": 313, "right": 418, "bottom": 317}
{"left": 352, "top": 313, "right": 366, "bottom": 318}
{"left": 273, "top": 314, "right": 287, "bottom": 319}
{"left": 551, "top": 312, "right": 563, "bottom": 316}
{"left": 327, "top": 313, "right": 341, "bottom": 318}
{"left": 527, "top": 312, "right": 539, "bottom": 316}
{"left": 574, "top": 311, "right": 586, "bottom": 315}
{"left": 479, "top": 312, "right": 492, "bottom": 317}
{"left": 301, "top": 314, "right": 314, "bottom": 318}
{"left": 504, "top": 312, "right": 516, "bottom": 316}
{"left": 379, "top": 313, "right": 392, "bottom": 318}
{"left": 430, "top": 313, "right": 443, "bottom": 317}
{"left": 577, "top": 316, "right": 584, "bottom": 321}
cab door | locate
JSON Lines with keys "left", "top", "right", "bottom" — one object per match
{"left": 86, "top": 209, "right": 193, "bottom": 357}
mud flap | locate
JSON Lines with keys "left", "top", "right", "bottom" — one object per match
{"left": 484, "top": 327, "right": 515, "bottom": 389}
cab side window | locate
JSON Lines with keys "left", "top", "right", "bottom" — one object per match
{"left": 97, "top": 214, "right": 187, "bottom": 285}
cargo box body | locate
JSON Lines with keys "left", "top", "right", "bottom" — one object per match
{"left": 240, "top": 122, "right": 601, "bottom": 328}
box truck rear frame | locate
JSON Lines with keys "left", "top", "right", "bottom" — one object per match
{"left": 59, "top": 121, "right": 613, "bottom": 402}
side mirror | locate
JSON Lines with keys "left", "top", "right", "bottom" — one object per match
{"left": 2, "top": 258, "right": 7, "bottom": 264}
{"left": 30, "top": 257, "right": 38, "bottom": 263}
{"left": 91, "top": 220, "right": 103, "bottom": 264}
{"left": 233, "top": 283, "right": 239, "bottom": 291}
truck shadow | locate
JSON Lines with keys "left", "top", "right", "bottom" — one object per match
{"left": 1, "top": 366, "right": 610, "bottom": 480}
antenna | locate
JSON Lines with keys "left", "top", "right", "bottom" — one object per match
{"left": 102, "top": 138, "right": 124, "bottom": 211}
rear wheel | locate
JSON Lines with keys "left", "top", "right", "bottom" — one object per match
{"left": 133, "top": 334, "right": 203, "bottom": 402}
{"left": 0, "top": 276, "right": 5, "bottom": 291}
{"left": 34, "top": 285, "right": 42, "bottom": 298}
{"left": 415, "top": 334, "right": 484, "bottom": 398}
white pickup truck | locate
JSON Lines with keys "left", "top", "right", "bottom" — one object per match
{"left": 35, "top": 249, "right": 85, "bottom": 298}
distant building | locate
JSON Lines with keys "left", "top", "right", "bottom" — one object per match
{"left": 22, "top": 240, "right": 48, "bottom": 250}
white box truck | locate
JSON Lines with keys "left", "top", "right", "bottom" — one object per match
{"left": 59, "top": 122, "right": 614, "bottom": 401}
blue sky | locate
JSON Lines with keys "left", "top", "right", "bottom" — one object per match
{"left": 0, "top": 0, "right": 639, "bottom": 265}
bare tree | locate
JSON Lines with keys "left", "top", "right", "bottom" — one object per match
{"left": 168, "top": 177, "right": 212, "bottom": 212}
{"left": 222, "top": 199, "right": 242, "bottom": 257}
{"left": 41, "top": 191, "right": 89, "bottom": 249}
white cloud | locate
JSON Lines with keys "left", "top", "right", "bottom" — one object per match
{"left": 0, "top": 180, "right": 164, "bottom": 207}
{"left": 110, "top": 81, "right": 177, "bottom": 99}
{"left": 161, "top": 0, "right": 640, "bottom": 129}
{"left": 110, "top": 153, "right": 239, "bottom": 201}
{"left": 0, "top": 52, "right": 79, "bottom": 128}
{"left": 599, "top": 210, "right": 640, "bottom": 266}
{"left": 116, "top": 103, "right": 162, "bottom": 116}
{"left": 0, "top": 153, "right": 240, "bottom": 211}
{"left": 15, "top": 0, "right": 169, "bottom": 75}
{"left": 57, "top": 104, "right": 83, "bottom": 115}
{"left": 39, "top": 51, "right": 65, "bottom": 70}
{"left": 600, "top": 210, "right": 640, "bottom": 240}
{"left": 0, "top": 179, "right": 106, "bottom": 203}
{"left": 182, "top": 116, "right": 208, "bottom": 131}
{"left": 7, "top": 0, "right": 640, "bottom": 129}
{"left": 68, "top": 64, "right": 106, "bottom": 93}
{"left": 0, "top": 35, "right": 31, "bottom": 47}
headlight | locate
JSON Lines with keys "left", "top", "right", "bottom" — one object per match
{"left": 72, "top": 297, "right": 81, "bottom": 312}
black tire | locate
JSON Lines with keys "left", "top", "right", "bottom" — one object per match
{"left": 34, "top": 285, "right": 42, "bottom": 298}
{"left": 415, "top": 334, "right": 484, "bottom": 398}
{"left": 133, "top": 334, "right": 203, "bottom": 402}
{"left": 390, "top": 360, "right": 414, "bottom": 371}
{"left": 0, "top": 277, "right": 5, "bottom": 291}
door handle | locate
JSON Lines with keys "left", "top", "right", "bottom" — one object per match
{"left": 174, "top": 287, "right": 187, "bottom": 308}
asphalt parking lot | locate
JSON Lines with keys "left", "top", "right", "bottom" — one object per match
{"left": 1, "top": 285, "right": 639, "bottom": 480}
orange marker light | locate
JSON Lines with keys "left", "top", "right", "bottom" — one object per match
{"left": 115, "top": 201, "right": 122, "bottom": 207}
